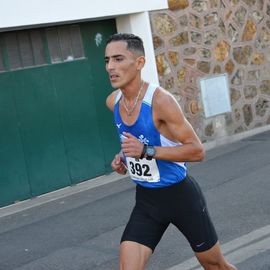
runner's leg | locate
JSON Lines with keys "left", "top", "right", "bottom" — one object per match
{"left": 120, "top": 185, "right": 169, "bottom": 270}
{"left": 119, "top": 241, "right": 152, "bottom": 270}
{"left": 195, "top": 241, "right": 237, "bottom": 270}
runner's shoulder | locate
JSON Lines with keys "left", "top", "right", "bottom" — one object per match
{"left": 106, "top": 89, "right": 121, "bottom": 111}
{"left": 153, "top": 86, "right": 178, "bottom": 110}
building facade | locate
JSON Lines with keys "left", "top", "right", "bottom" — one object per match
{"left": 1, "top": 0, "right": 269, "bottom": 207}
{"left": 0, "top": 0, "right": 168, "bottom": 207}
{"left": 150, "top": 0, "right": 270, "bottom": 143}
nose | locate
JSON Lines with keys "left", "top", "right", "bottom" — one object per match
{"left": 106, "top": 59, "right": 115, "bottom": 71}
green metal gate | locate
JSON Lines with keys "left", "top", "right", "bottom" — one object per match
{"left": 0, "top": 19, "right": 119, "bottom": 207}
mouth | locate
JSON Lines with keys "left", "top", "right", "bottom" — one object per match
{"left": 109, "top": 74, "right": 119, "bottom": 81}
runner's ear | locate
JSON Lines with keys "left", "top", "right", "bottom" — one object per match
{"left": 136, "top": 56, "right": 145, "bottom": 71}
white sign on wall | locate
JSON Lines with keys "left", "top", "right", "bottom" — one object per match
{"left": 199, "top": 73, "right": 231, "bottom": 118}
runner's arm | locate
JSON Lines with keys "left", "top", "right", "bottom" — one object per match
{"left": 106, "top": 90, "right": 128, "bottom": 174}
{"left": 153, "top": 88, "right": 204, "bottom": 162}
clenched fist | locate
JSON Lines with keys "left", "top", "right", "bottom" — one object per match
{"left": 111, "top": 152, "right": 127, "bottom": 175}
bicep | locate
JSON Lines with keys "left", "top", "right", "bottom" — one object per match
{"left": 155, "top": 92, "right": 201, "bottom": 145}
{"left": 167, "top": 116, "right": 200, "bottom": 145}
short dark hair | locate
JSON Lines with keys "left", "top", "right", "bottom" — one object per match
{"left": 106, "top": 33, "right": 145, "bottom": 56}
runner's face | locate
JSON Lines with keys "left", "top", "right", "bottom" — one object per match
{"left": 105, "top": 41, "right": 141, "bottom": 89}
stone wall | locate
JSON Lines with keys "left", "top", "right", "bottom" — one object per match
{"left": 150, "top": 0, "right": 270, "bottom": 142}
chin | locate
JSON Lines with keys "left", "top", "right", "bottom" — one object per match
{"left": 110, "top": 81, "right": 123, "bottom": 89}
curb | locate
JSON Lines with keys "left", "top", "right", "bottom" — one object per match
{"left": 203, "top": 124, "right": 270, "bottom": 151}
{"left": 0, "top": 173, "right": 127, "bottom": 218}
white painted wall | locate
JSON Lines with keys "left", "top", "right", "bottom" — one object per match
{"left": 116, "top": 13, "right": 159, "bottom": 85}
{"left": 0, "top": 0, "right": 167, "bottom": 30}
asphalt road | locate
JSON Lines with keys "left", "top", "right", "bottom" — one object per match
{"left": 0, "top": 130, "right": 269, "bottom": 270}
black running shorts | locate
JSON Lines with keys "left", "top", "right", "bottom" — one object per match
{"left": 121, "top": 175, "right": 218, "bottom": 253}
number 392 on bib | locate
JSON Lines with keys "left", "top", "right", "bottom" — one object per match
{"left": 126, "top": 157, "right": 160, "bottom": 183}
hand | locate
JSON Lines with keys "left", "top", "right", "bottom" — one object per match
{"left": 121, "top": 132, "right": 144, "bottom": 159}
{"left": 111, "top": 153, "right": 127, "bottom": 175}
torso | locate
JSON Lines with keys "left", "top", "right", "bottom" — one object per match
{"left": 108, "top": 83, "right": 177, "bottom": 143}
{"left": 112, "top": 83, "right": 187, "bottom": 188}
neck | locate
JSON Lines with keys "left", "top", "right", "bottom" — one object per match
{"left": 121, "top": 80, "right": 144, "bottom": 101}
{"left": 121, "top": 80, "right": 145, "bottom": 117}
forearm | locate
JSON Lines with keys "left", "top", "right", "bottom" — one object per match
{"left": 154, "top": 143, "right": 204, "bottom": 162}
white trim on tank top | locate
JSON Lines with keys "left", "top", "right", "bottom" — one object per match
{"left": 114, "top": 83, "right": 158, "bottom": 105}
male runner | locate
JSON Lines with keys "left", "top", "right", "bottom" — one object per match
{"left": 105, "top": 33, "right": 236, "bottom": 270}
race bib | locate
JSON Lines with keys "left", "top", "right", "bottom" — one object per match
{"left": 126, "top": 157, "right": 160, "bottom": 182}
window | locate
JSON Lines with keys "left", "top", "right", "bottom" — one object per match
{"left": 0, "top": 24, "right": 85, "bottom": 72}
{"left": 46, "top": 25, "right": 85, "bottom": 63}
{"left": 30, "top": 30, "right": 46, "bottom": 66}
{"left": 0, "top": 51, "right": 4, "bottom": 72}
{"left": 5, "top": 33, "right": 21, "bottom": 70}
{"left": 70, "top": 25, "right": 84, "bottom": 59}
{"left": 46, "top": 27, "right": 62, "bottom": 63}
{"left": 18, "top": 31, "right": 34, "bottom": 67}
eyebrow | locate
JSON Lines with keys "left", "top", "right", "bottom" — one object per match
{"left": 104, "top": 54, "right": 124, "bottom": 60}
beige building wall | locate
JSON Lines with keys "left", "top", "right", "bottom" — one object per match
{"left": 150, "top": 0, "right": 270, "bottom": 143}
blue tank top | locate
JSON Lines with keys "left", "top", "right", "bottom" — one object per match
{"left": 114, "top": 83, "right": 187, "bottom": 188}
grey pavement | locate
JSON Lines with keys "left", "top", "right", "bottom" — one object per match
{"left": 0, "top": 128, "right": 270, "bottom": 270}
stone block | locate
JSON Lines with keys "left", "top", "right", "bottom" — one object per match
{"left": 192, "top": 0, "right": 208, "bottom": 12}
{"left": 168, "top": 0, "right": 189, "bottom": 10}
{"left": 243, "top": 104, "right": 253, "bottom": 126}
{"left": 234, "top": 6, "right": 247, "bottom": 27}
{"left": 169, "top": 32, "right": 189, "bottom": 46}
{"left": 242, "top": 18, "right": 257, "bottom": 41}
{"left": 197, "top": 61, "right": 211, "bottom": 73}
{"left": 251, "top": 53, "right": 265, "bottom": 65}
{"left": 153, "top": 13, "right": 177, "bottom": 35}
{"left": 214, "top": 41, "right": 230, "bottom": 62}
{"left": 260, "top": 80, "right": 270, "bottom": 95}
{"left": 255, "top": 98, "right": 269, "bottom": 117}
{"left": 168, "top": 51, "right": 179, "bottom": 66}
{"left": 153, "top": 36, "right": 164, "bottom": 49}
{"left": 230, "top": 88, "right": 241, "bottom": 105}
{"left": 244, "top": 85, "right": 257, "bottom": 99}
{"left": 233, "top": 46, "right": 252, "bottom": 65}
{"left": 225, "top": 60, "right": 235, "bottom": 74}
{"left": 156, "top": 54, "right": 171, "bottom": 76}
